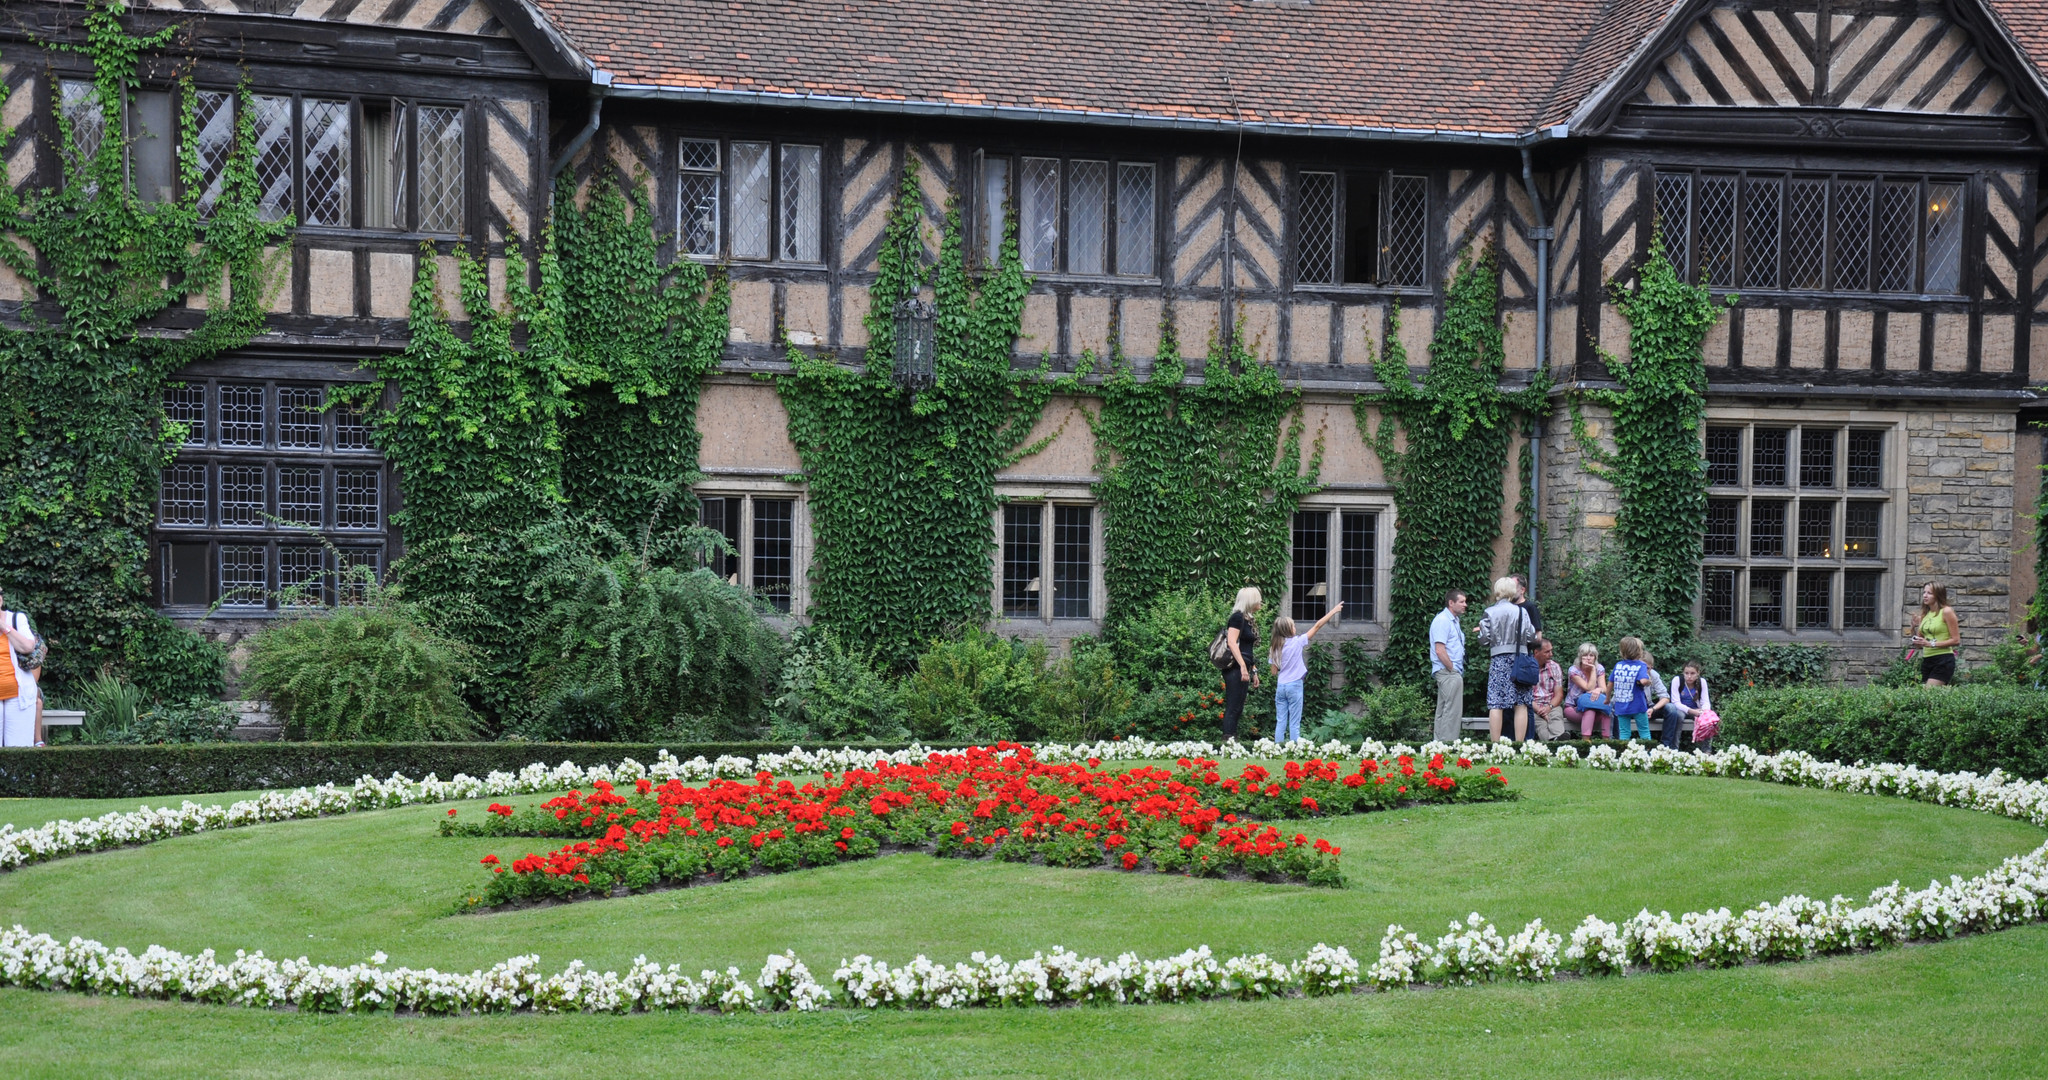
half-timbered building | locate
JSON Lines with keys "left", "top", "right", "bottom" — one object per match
{"left": 7, "top": 0, "right": 2048, "bottom": 677}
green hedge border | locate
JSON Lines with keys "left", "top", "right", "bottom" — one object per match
{"left": 0, "top": 742, "right": 975, "bottom": 800}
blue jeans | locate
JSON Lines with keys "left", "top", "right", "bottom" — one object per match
{"left": 1659, "top": 703, "right": 1688, "bottom": 749}
{"left": 1274, "top": 680, "right": 1304, "bottom": 743}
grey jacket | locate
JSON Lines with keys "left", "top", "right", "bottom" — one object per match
{"left": 1476, "top": 600, "right": 1537, "bottom": 658}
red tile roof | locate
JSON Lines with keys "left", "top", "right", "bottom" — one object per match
{"left": 526, "top": 0, "right": 2048, "bottom": 138}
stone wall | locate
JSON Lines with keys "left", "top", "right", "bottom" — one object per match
{"left": 1906, "top": 407, "right": 2017, "bottom": 667}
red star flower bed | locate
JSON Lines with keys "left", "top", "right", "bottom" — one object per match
{"left": 444, "top": 743, "right": 1513, "bottom": 908}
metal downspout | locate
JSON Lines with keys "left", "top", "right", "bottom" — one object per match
{"left": 1519, "top": 146, "right": 1552, "bottom": 602}
{"left": 550, "top": 71, "right": 614, "bottom": 185}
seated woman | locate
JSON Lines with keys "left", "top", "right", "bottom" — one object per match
{"left": 1563, "top": 642, "right": 1613, "bottom": 739}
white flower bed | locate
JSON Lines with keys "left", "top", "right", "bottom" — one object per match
{"left": 0, "top": 737, "right": 2043, "bottom": 1014}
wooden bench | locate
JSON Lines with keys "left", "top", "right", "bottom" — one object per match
{"left": 1459, "top": 715, "right": 1695, "bottom": 737}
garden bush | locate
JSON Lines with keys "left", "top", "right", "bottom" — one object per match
{"left": 1718, "top": 683, "right": 2048, "bottom": 779}
{"left": 1037, "top": 637, "right": 1134, "bottom": 744}
{"left": 241, "top": 594, "right": 479, "bottom": 742}
{"left": 1110, "top": 588, "right": 1243, "bottom": 693}
{"left": 768, "top": 626, "right": 908, "bottom": 744}
{"left": 1307, "top": 683, "right": 1435, "bottom": 744}
{"left": 901, "top": 629, "right": 1049, "bottom": 743}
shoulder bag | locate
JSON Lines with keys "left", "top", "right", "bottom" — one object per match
{"left": 1509, "top": 608, "right": 1540, "bottom": 687}
{"left": 1208, "top": 623, "right": 1236, "bottom": 670}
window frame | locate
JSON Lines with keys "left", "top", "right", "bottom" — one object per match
{"left": 1699, "top": 415, "right": 1902, "bottom": 637}
{"left": 1284, "top": 499, "right": 1392, "bottom": 628}
{"left": 674, "top": 135, "right": 826, "bottom": 266}
{"left": 695, "top": 485, "right": 810, "bottom": 617}
{"left": 991, "top": 493, "right": 1104, "bottom": 627}
{"left": 971, "top": 149, "right": 1162, "bottom": 280}
{"left": 1289, "top": 166, "right": 1432, "bottom": 292}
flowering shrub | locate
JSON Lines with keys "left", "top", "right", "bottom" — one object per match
{"left": 445, "top": 745, "right": 1513, "bottom": 905}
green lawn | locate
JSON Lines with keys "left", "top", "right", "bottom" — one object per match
{"left": 0, "top": 765, "right": 2042, "bottom": 1077}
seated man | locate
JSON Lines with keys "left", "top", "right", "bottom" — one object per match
{"left": 1527, "top": 637, "right": 1569, "bottom": 742}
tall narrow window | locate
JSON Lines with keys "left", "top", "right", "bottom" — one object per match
{"left": 129, "top": 89, "right": 176, "bottom": 204}
{"left": 158, "top": 465, "right": 208, "bottom": 527}
{"left": 1115, "top": 163, "right": 1155, "bottom": 275}
{"left": 753, "top": 498, "right": 795, "bottom": 613}
{"left": 58, "top": 80, "right": 103, "bottom": 192}
{"left": 1052, "top": 505, "right": 1091, "bottom": 619}
{"left": 699, "top": 496, "right": 742, "bottom": 582}
{"left": 1702, "top": 568, "right": 1736, "bottom": 626}
{"left": 219, "top": 465, "right": 267, "bottom": 528}
{"left": 1382, "top": 175, "right": 1428, "bottom": 287}
{"left": 1019, "top": 157, "right": 1060, "bottom": 272}
{"left": 219, "top": 385, "right": 266, "bottom": 448}
{"left": 1875, "top": 181, "right": 1918, "bottom": 292}
{"left": 164, "top": 384, "right": 206, "bottom": 446}
{"left": 335, "top": 469, "right": 381, "bottom": 530}
{"left": 251, "top": 95, "right": 294, "bottom": 222}
{"left": 1796, "top": 570, "right": 1833, "bottom": 629}
{"left": 1695, "top": 174, "right": 1737, "bottom": 287}
{"left": 779, "top": 144, "right": 822, "bottom": 263}
{"left": 1749, "top": 569, "right": 1786, "bottom": 628}
{"left": 1785, "top": 178, "right": 1828, "bottom": 290}
{"left": 1752, "top": 428, "right": 1789, "bottom": 487}
{"left": 162, "top": 543, "right": 209, "bottom": 606}
{"left": 278, "top": 387, "right": 324, "bottom": 449}
{"left": 1705, "top": 426, "right": 1741, "bottom": 485}
{"left": 1704, "top": 499, "right": 1739, "bottom": 556}
{"left": 1751, "top": 500, "right": 1786, "bottom": 558}
{"left": 1742, "top": 175, "right": 1782, "bottom": 289}
{"left": 361, "top": 99, "right": 400, "bottom": 230}
{"left": 679, "top": 139, "right": 721, "bottom": 257}
{"left": 1067, "top": 160, "right": 1108, "bottom": 275}
{"left": 1843, "top": 501, "right": 1882, "bottom": 559}
{"left": 1843, "top": 571, "right": 1881, "bottom": 628}
{"left": 729, "top": 141, "right": 772, "bottom": 260}
{"left": 416, "top": 105, "right": 465, "bottom": 233}
{"left": 335, "top": 401, "right": 374, "bottom": 451}
{"left": 1295, "top": 171, "right": 1338, "bottom": 285}
{"left": 1339, "top": 510, "right": 1377, "bottom": 619}
{"left": 1800, "top": 428, "right": 1836, "bottom": 488}
{"left": 1924, "top": 182, "right": 1964, "bottom": 294}
{"left": 1797, "top": 501, "right": 1834, "bottom": 558}
{"left": 1846, "top": 430, "right": 1883, "bottom": 488}
{"left": 1656, "top": 172, "right": 1691, "bottom": 278}
{"left": 277, "top": 468, "right": 323, "bottom": 529}
{"left": 192, "top": 90, "right": 234, "bottom": 215}
{"left": 979, "top": 154, "right": 1010, "bottom": 266}
{"left": 279, "top": 546, "right": 326, "bottom": 606}
{"left": 1002, "top": 505, "right": 1043, "bottom": 618}
{"left": 1830, "top": 179, "right": 1871, "bottom": 291}
{"left": 302, "top": 98, "right": 351, "bottom": 227}
{"left": 1291, "top": 510, "right": 1330, "bottom": 620}
{"left": 1344, "top": 172, "right": 1381, "bottom": 284}
{"left": 219, "top": 545, "right": 268, "bottom": 608}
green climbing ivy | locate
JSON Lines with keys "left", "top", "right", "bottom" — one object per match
{"left": 1580, "top": 235, "right": 1730, "bottom": 628}
{"left": 773, "top": 160, "right": 1051, "bottom": 672}
{"left": 1090, "top": 319, "right": 1322, "bottom": 635}
{"left": 1362, "top": 248, "right": 1544, "bottom": 680}
{"left": 0, "top": 1, "right": 289, "bottom": 699}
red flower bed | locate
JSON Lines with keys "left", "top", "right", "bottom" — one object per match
{"left": 444, "top": 743, "right": 1513, "bottom": 908}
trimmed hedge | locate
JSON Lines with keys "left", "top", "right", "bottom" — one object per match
{"left": 1719, "top": 685, "right": 2048, "bottom": 780}
{"left": 0, "top": 742, "right": 965, "bottom": 801}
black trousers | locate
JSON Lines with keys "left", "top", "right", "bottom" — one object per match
{"left": 1221, "top": 665, "right": 1249, "bottom": 739}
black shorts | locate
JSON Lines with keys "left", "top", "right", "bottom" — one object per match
{"left": 1920, "top": 653, "right": 1956, "bottom": 683}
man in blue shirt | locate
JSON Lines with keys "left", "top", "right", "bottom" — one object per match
{"left": 1429, "top": 589, "right": 1469, "bottom": 744}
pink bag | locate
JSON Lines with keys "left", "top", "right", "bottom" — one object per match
{"left": 1692, "top": 708, "right": 1721, "bottom": 743}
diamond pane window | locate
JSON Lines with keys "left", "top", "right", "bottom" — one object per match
{"left": 1751, "top": 500, "right": 1786, "bottom": 558}
{"left": 1844, "top": 571, "right": 1881, "bottom": 628}
{"left": 279, "top": 546, "right": 325, "bottom": 606}
{"left": 1019, "top": 157, "right": 1060, "bottom": 273}
{"left": 1798, "top": 501, "right": 1833, "bottom": 558}
{"left": 1382, "top": 175, "right": 1428, "bottom": 287}
{"left": 1295, "top": 171, "right": 1338, "bottom": 285}
{"left": 1847, "top": 430, "right": 1882, "bottom": 488}
{"left": 219, "top": 545, "right": 268, "bottom": 608}
{"left": 58, "top": 80, "right": 103, "bottom": 193}
{"left": 729, "top": 142, "right": 771, "bottom": 260}
{"left": 278, "top": 387, "right": 323, "bottom": 450}
{"left": 1875, "top": 181, "right": 1918, "bottom": 293}
{"left": 1696, "top": 175, "right": 1737, "bottom": 287}
{"left": 1291, "top": 510, "right": 1330, "bottom": 621}
{"left": 1704, "top": 498, "right": 1739, "bottom": 557}
{"left": 753, "top": 498, "right": 795, "bottom": 614}
{"left": 1116, "top": 163, "right": 1156, "bottom": 276}
{"left": 679, "top": 172, "right": 719, "bottom": 257}
{"left": 1052, "top": 505, "right": 1091, "bottom": 619}
{"left": 417, "top": 105, "right": 465, "bottom": 233}
{"left": 779, "top": 144, "right": 821, "bottom": 263}
{"left": 219, "top": 465, "right": 267, "bottom": 528}
{"left": 1925, "top": 182, "right": 1964, "bottom": 295}
{"left": 1656, "top": 172, "right": 1691, "bottom": 278}
{"left": 277, "top": 467, "right": 323, "bottom": 528}
{"left": 1831, "top": 180, "right": 1871, "bottom": 291}
{"left": 1749, "top": 570, "right": 1786, "bottom": 628}
{"left": 158, "top": 465, "right": 208, "bottom": 527}
{"left": 1785, "top": 179, "right": 1828, "bottom": 290}
{"left": 219, "top": 385, "right": 266, "bottom": 447}
{"left": 165, "top": 384, "right": 207, "bottom": 446}
{"left": 1703, "top": 568, "right": 1736, "bottom": 626}
{"left": 335, "top": 469, "right": 381, "bottom": 530}
{"left": 1339, "top": 510, "right": 1377, "bottom": 619}
{"left": 979, "top": 155, "right": 1010, "bottom": 266}
{"left": 1796, "top": 570, "right": 1833, "bottom": 628}
{"left": 1800, "top": 428, "right": 1836, "bottom": 488}
{"left": 1844, "top": 501, "right": 1882, "bottom": 559}
{"left": 1705, "top": 426, "right": 1741, "bottom": 485}
{"left": 1067, "top": 160, "right": 1108, "bottom": 275}
{"left": 1752, "top": 427, "right": 1788, "bottom": 487}
{"left": 251, "top": 95, "right": 294, "bottom": 222}
{"left": 192, "top": 90, "right": 234, "bottom": 215}
{"left": 1003, "top": 504, "right": 1043, "bottom": 618}
{"left": 1743, "top": 175, "right": 1782, "bottom": 289}
{"left": 680, "top": 138, "right": 719, "bottom": 172}
{"left": 301, "top": 99, "right": 350, "bottom": 227}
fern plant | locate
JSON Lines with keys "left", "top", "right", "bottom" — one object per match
{"left": 241, "top": 585, "right": 478, "bottom": 742}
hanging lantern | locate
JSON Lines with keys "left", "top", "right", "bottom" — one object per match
{"left": 892, "top": 296, "right": 937, "bottom": 391}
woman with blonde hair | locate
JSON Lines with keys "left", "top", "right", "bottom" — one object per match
{"left": 1476, "top": 575, "right": 1538, "bottom": 742}
{"left": 1218, "top": 586, "right": 1263, "bottom": 740}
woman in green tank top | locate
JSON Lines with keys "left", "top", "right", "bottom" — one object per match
{"left": 1909, "top": 583, "right": 1960, "bottom": 687}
